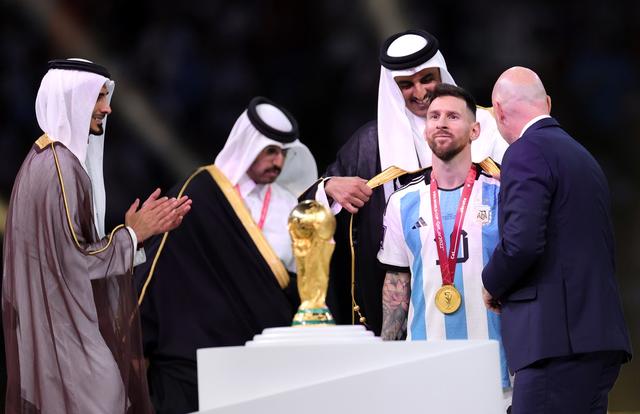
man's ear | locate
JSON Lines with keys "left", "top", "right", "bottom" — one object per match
{"left": 470, "top": 121, "right": 481, "bottom": 142}
{"left": 493, "top": 101, "right": 505, "bottom": 123}
{"left": 546, "top": 95, "right": 552, "bottom": 114}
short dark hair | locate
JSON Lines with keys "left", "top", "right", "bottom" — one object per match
{"left": 430, "top": 84, "right": 477, "bottom": 119}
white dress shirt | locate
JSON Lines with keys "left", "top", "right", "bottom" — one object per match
{"left": 236, "top": 174, "right": 297, "bottom": 273}
{"left": 519, "top": 115, "right": 551, "bottom": 138}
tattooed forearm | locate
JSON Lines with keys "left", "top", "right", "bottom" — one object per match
{"left": 381, "top": 271, "right": 410, "bottom": 340}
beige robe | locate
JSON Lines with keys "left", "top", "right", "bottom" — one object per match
{"left": 2, "top": 138, "right": 152, "bottom": 413}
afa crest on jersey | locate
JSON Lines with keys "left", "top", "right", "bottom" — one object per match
{"left": 474, "top": 204, "right": 492, "bottom": 225}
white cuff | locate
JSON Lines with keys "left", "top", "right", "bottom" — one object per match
{"left": 316, "top": 177, "right": 343, "bottom": 215}
{"left": 126, "top": 226, "right": 138, "bottom": 248}
{"left": 125, "top": 226, "right": 147, "bottom": 267}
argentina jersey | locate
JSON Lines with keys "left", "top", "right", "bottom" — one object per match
{"left": 378, "top": 164, "right": 510, "bottom": 388}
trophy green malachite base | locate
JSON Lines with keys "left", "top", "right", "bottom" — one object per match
{"left": 292, "top": 307, "right": 335, "bottom": 326}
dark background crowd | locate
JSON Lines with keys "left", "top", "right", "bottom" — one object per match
{"left": 0, "top": 0, "right": 638, "bottom": 410}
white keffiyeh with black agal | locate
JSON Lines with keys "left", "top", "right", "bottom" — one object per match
{"left": 35, "top": 58, "right": 114, "bottom": 238}
{"left": 215, "top": 97, "right": 317, "bottom": 271}
{"left": 377, "top": 29, "right": 508, "bottom": 198}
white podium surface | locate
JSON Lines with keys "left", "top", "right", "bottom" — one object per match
{"left": 196, "top": 329, "right": 503, "bottom": 414}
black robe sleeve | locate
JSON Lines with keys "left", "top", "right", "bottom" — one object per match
{"left": 134, "top": 169, "right": 296, "bottom": 412}
{"left": 297, "top": 122, "right": 390, "bottom": 335}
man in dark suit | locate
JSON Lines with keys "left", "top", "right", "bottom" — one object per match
{"left": 482, "top": 66, "right": 632, "bottom": 413}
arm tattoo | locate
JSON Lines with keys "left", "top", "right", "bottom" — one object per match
{"left": 381, "top": 271, "right": 411, "bottom": 340}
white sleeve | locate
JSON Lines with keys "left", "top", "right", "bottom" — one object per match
{"left": 377, "top": 195, "right": 410, "bottom": 269}
{"left": 315, "top": 177, "right": 343, "bottom": 215}
{"left": 125, "top": 226, "right": 147, "bottom": 267}
{"left": 133, "top": 248, "right": 147, "bottom": 267}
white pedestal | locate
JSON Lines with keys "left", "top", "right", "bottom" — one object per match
{"left": 246, "top": 325, "right": 381, "bottom": 346}
{"left": 195, "top": 328, "right": 504, "bottom": 414}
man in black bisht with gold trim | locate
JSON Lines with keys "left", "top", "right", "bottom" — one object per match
{"left": 300, "top": 30, "right": 508, "bottom": 335}
{"left": 135, "top": 97, "right": 317, "bottom": 413}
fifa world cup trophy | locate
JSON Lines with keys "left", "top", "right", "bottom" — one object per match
{"left": 288, "top": 200, "right": 336, "bottom": 326}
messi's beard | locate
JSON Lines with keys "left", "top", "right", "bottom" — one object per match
{"left": 429, "top": 140, "right": 466, "bottom": 162}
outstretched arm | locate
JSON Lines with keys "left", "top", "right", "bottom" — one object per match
{"left": 482, "top": 141, "right": 553, "bottom": 300}
{"left": 299, "top": 122, "right": 376, "bottom": 213}
{"left": 324, "top": 176, "right": 372, "bottom": 214}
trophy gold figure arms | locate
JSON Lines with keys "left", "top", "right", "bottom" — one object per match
{"left": 288, "top": 200, "right": 336, "bottom": 309}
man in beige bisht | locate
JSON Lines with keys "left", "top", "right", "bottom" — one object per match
{"left": 2, "top": 58, "right": 191, "bottom": 413}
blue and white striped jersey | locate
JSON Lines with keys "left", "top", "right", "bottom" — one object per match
{"left": 378, "top": 165, "right": 510, "bottom": 388}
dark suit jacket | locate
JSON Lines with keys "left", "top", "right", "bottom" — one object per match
{"left": 482, "top": 117, "right": 632, "bottom": 372}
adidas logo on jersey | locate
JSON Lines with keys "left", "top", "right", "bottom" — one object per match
{"left": 412, "top": 217, "right": 428, "bottom": 229}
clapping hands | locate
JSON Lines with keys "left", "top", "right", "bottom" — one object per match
{"left": 125, "top": 188, "right": 192, "bottom": 244}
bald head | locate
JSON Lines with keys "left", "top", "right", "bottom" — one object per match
{"left": 492, "top": 66, "right": 551, "bottom": 143}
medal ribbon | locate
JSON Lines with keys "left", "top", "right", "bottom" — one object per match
{"left": 235, "top": 184, "right": 272, "bottom": 230}
{"left": 430, "top": 166, "right": 477, "bottom": 286}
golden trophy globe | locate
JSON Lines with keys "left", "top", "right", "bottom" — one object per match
{"left": 288, "top": 200, "right": 336, "bottom": 326}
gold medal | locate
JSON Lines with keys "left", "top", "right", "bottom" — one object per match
{"left": 430, "top": 168, "right": 476, "bottom": 316}
{"left": 435, "top": 285, "right": 462, "bottom": 314}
